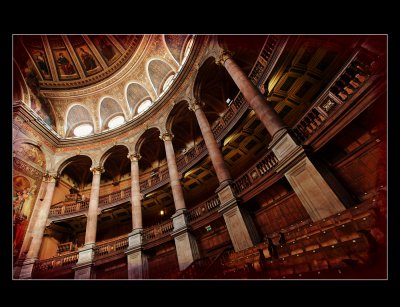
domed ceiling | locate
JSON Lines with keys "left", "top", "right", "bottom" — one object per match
{"left": 14, "top": 35, "right": 142, "bottom": 89}
{"left": 13, "top": 34, "right": 194, "bottom": 138}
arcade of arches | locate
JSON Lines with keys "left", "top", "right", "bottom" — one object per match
{"left": 12, "top": 34, "right": 387, "bottom": 279}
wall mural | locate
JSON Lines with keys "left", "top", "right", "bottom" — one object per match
{"left": 27, "top": 47, "right": 52, "bottom": 80}
{"left": 74, "top": 45, "right": 101, "bottom": 76}
{"left": 13, "top": 143, "right": 46, "bottom": 168}
{"left": 90, "top": 35, "right": 121, "bottom": 66}
{"left": 52, "top": 49, "right": 79, "bottom": 79}
{"left": 30, "top": 93, "right": 57, "bottom": 130}
{"left": 13, "top": 176, "right": 37, "bottom": 257}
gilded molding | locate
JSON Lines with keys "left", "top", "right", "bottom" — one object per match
{"left": 215, "top": 49, "right": 234, "bottom": 66}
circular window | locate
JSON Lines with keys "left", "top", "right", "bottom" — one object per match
{"left": 73, "top": 124, "right": 93, "bottom": 137}
{"left": 182, "top": 37, "right": 194, "bottom": 63}
{"left": 137, "top": 99, "right": 152, "bottom": 114}
{"left": 108, "top": 115, "right": 125, "bottom": 129}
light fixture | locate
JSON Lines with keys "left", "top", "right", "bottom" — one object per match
{"left": 160, "top": 210, "right": 164, "bottom": 216}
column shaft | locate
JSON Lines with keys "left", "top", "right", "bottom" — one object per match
{"left": 192, "top": 104, "right": 231, "bottom": 184}
{"left": 221, "top": 54, "right": 286, "bottom": 138}
{"left": 163, "top": 135, "right": 186, "bottom": 211}
{"left": 26, "top": 176, "right": 56, "bottom": 260}
{"left": 84, "top": 169, "right": 102, "bottom": 245}
{"left": 130, "top": 155, "right": 142, "bottom": 230}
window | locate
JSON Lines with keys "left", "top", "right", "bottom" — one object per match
{"left": 108, "top": 115, "right": 125, "bottom": 129}
{"left": 137, "top": 99, "right": 152, "bottom": 114}
{"left": 162, "top": 74, "right": 175, "bottom": 93}
{"left": 73, "top": 124, "right": 93, "bottom": 137}
{"left": 182, "top": 37, "right": 194, "bottom": 64}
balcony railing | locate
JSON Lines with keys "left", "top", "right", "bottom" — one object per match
{"left": 33, "top": 251, "right": 79, "bottom": 273}
{"left": 292, "top": 49, "right": 374, "bottom": 144}
{"left": 142, "top": 219, "right": 174, "bottom": 243}
{"left": 187, "top": 195, "right": 221, "bottom": 223}
{"left": 233, "top": 150, "right": 279, "bottom": 195}
{"left": 94, "top": 234, "right": 129, "bottom": 259}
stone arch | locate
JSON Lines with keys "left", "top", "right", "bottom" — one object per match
{"left": 65, "top": 104, "right": 95, "bottom": 137}
{"left": 134, "top": 126, "right": 162, "bottom": 154}
{"left": 147, "top": 58, "right": 176, "bottom": 96}
{"left": 55, "top": 153, "right": 94, "bottom": 175}
{"left": 98, "top": 96, "right": 126, "bottom": 130}
{"left": 125, "top": 81, "right": 153, "bottom": 116}
{"left": 99, "top": 143, "right": 130, "bottom": 168}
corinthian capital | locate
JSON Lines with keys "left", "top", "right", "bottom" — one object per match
{"left": 188, "top": 99, "right": 204, "bottom": 112}
{"left": 160, "top": 131, "right": 174, "bottom": 142}
{"left": 44, "top": 172, "right": 59, "bottom": 182}
{"left": 215, "top": 49, "right": 234, "bottom": 66}
{"left": 90, "top": 166, "right": 105, "bottom": 174}
{"left": 128, "top": 152, "right": 141, "bottom": 162}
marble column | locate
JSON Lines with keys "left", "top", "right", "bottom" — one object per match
{"left": 188, "top": 99, "right": 231, "bottom": 184}
{"left": 161, "top": 131, "right": 200, "bottom": 271}
{"left": 74, "top": 166, "right": 104, "bottom": 280}
{"left": 14, "top": 177, "right": 48, "bottom": 278}
{"left": 216, "top": 49, "right": 286, "bottom": 139}
{"left": 217, "top": 48, "right": 352, "bottom": 221}
{"left": 19, "top": 173, "right": 57, "bottom": 279}
{"left": 125, "top": 152, "right": 148, "bottom": 279}
{"left": 188, "top": 99, "right": 259, "bottom": 252}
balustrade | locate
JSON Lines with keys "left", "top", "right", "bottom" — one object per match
{"left": 187, "top": 195, "right": 221, "bottom": 223}
{"left": 94, "top": 235, "right": 129, "bottom": 258}
{"left": 33, "top": 251, "right": 79, "bottom": 272}
{"left": 293, "top": 51, "right": 373, "bottom": 143}
{"left": 142, "top": 220, "right": 174, "bottom": 242}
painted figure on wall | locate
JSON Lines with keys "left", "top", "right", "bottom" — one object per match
{"left": 57, "top": 52, "right": 75, "bottom": 75}
{"left": 79, "top": 47, "right": 97, "bottom": 71}
{"left": 30, "top": 96, "right": 56, "bottom": 129}
{"left": 35, "top": 51, "right": 49, "bottom": 76}
{"left": 13, "top": 176, "right": 37, "bottom": 256}
{"left": 100, "top": 38, "right": 115, "bottom": 61}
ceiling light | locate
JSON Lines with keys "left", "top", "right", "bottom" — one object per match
{"left": 137, "top": 99, "right": 152, "bottom": 114}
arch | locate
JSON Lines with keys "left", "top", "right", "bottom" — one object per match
{"left": 134, "top": 126, "right": 162, "bottom": 154}
{"left": 65, "top": 104, "right": 95, "bottom": 137}
{"left": 147, "top": 59, "right": 175, "bottom": 96}
{"left": 99, "top": 143, "right": 130, "bottom": 167}
{"left": 164, "top": 35, "right": 188, "bottom": 65}
{"left": 180, "top": 35, "right": 194, "bottom": 64}
{"left": 13, "top": 60, "right": 30, "bottom": 105}
{"left": 99, "top": 97, "right": 125, "bottom": 129}
{"left": 165, "top": 99, "right": 189, "bottom": 133}
{"left": 55, "top": 154, "right": 94, "bottom": 175}
{"left": 125, "top": 82, "right": 152, "bottom": 115}
{"left": 193, "top": 56, "right": 216, "bottom": 101}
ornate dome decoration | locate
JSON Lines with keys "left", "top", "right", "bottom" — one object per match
{"left": 13, "top": 34, "right": 196, "bottom": 139}
{"left": 66, "top": 105, "right": 94, "bottom": 137}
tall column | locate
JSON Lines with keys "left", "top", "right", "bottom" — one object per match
{"left": 19, "top": 173, "right": 57, "bottom": 279}
{"left": 216, "top": 49, "right": 286, "bottom": 139}
{"left": 217, "top": 48, "right": 353, "bottom": 221}
{"left": 161, "top": 131, "right": 200, "bottom": 271}
{"left": 14, "top": 177, "right": 48, "bottom": 278}
{"left": 188, "top": 99, "right": 259, "bottom": 251}
{"left": 74, "top": 166, "right": 104, "bottom": 280}
{"left": 125, "top": 152, "right": 148, "bottom": 279}
{"left": 188, "top": 99, "right": 231, "bottom": 184}
{"left": 161, "top": 132, "right": 186, "bottom": 211}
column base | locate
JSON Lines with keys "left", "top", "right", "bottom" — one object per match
{"left": 125, "top": 247, "right": 148, "bottom": 279}
{"left": 217, "top": 184, "right": 260, "bottom": 252}
{"left": 270, "top": 131, "right": 350, "bottom": 222}
{"left": 128, "top": 228, "right": 143, "bottom": 248}
{"left": 19, "top": 258, "right": 37, "bottom": 279}
{"left": 76, "top": 243, "right": 95, "bottom": 265}
{"left": 73, "top": 262, "right": 95, "bottom": 279}
{"left": 171, "top": 210, "right": 200, "bottom": 271}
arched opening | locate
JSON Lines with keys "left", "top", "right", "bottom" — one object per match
{"left": 99, "top": 97, "right": 125, "bottom": 130}
{"left": 65, "top": 105, "right": 94, "bottom": 138}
